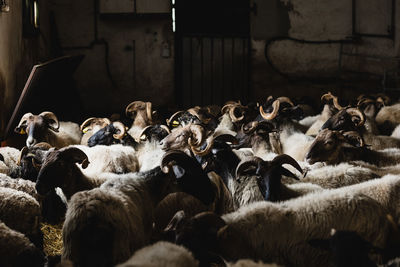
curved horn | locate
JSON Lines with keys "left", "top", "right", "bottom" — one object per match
{"left": 33, "top": 142, "right": 53, "bottom": 150}
{"left": 59, "top": 147, "right": 90, "bottom": 169}
{"left": 146, "top": 102, "right": 153, "bottom": 122}
{"left": 80, "top": 117, "right": 97, "bottom": 132}
{"left": 39, "top": 111, "right": 60, "bottom": 132}
{"left": 376, "top": 96, "right": 386, "bottom": 107}
{"left": 188, "top": 124, "right": 205, "bottom": 148}
{"left": 342, "top": 131, "right": 364, "bottom": 147}
{"left": 31, "top": 157, "right": 42, "bottom": 170}
{"left": 229, "top": 105, "right": 245, "bottom": 123}
{"left": 125, "top": 101, "right": 146, "bottom": 118}
{"left": 259, "top": 100, "right": 280, "bottom": 120}
{"left": 191, "top": 136, "right": 213, "bottom": 156}
{"left": 161, "top": 150, "right": 202, "bottom": 174}
{"left": 166, "top": 111, "right": 185, "bottom": 127}
{"left": 112, "top": 122, "right": 126, "bottom": 140}
{"left": 221, "top": 103, "right": 234, "bottom": 114}
{"left": 346, "top": 108, "right": 365, "bottom": 127}
{"left": 357, "top": 98, "right": 375, "bottom": 108}
{"left": 271, "top": 154, "right": 303, "bottom": 174}
{"left": 160, "top": 124, "right": 171, "bottom": 134}
{"left": 15, "top": 112, "right": 34, "bottom": 134}
{"left": 321, "top": 92, "right": 334, "bottom": 102}
{"left": 235, "top": 157, "right": 263, "bottom": 178}
{"left": 214, "top": 133, "right": 238, "bottom": 145}
{"left": 18, "top": 147, "right": 29, "bottom": 165}
{"left": 242, "top": 121, "right": 259, "bottom": 134}
{"left": 138, "top": 125, "right": 153, "bottom": 141}
{"left": 321, "top": 92, "right": 344, "bottom": 110}
{"left": 277, "top": 96, "right": 294, "bottom": 106}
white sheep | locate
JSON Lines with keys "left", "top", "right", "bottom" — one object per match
{"left": 215, "top": 190, "right": 391, "bottom": 266}
{"left": 14, "top": 112, "right": 81, "bottom": 148}
{"left": 0, "top": 146, "right": 21, "bottom": 175}
{"left": 116, "top": 241, "right": 199, "bottom": 267}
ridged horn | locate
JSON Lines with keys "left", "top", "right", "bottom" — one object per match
{"left": 259, "top": 100, "right": 280, "bottom": 120}
{"left": 39, "top": 111, "right": 60, "bottom": 132}
{"left": 112, "top": 122, "right": 126, "bottom": 140}
{"left": 277, "top": 96, "right": 294, "bottom": 106}
{"left": 271, "top": 154, "right": 303, "bottom": 174}
{"left": 166, "top": 111, "right": 185, "bottom": 127}
{"left": 235, "top": 157, "right": 263, "bottom": 179}
{"left": 229, "top": 105, "right": 245, "bottom": 122}
{"left": 346, "top": 108, "right": 365, "bottom": 127}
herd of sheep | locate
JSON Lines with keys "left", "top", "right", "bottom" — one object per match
{"left": 1, "top": 93, "right": 400, "bottom": 267}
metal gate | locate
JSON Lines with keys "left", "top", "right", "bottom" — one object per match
{"left": 174, "top": 0, "right": 251, "bottom": 107}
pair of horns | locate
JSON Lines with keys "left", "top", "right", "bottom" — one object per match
{"left": 321, "top": 92, "right": 344, "bottom": 110}
{"left": 80, "top": 117, "right": 111, "bottom": 132}
{"left": 235, "top": 154, "right": 303, "bottom": 179}
{"left": 259, "top": 96, "right": 294, "bottom": 120}
{"left": 125, "top": 101, "right": 153, "bottom": 122}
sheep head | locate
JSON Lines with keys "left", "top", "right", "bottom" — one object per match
{"left": 161, "top": 150, "right": 215, "bottom": 206}
{"left": 235, "top": 154, "right": 303, "bottom": 201}
{"left": 35, "top": 147, "right": 89, "bottom": 197}
{"left": 234, "top": 121, "right": 280, "bottom": 154}
{"left": 138, "top": 124, "right": 171, "bottom": 143}
{"left": 87, "top": 122, "right": 127, "bottom": 147}
{"left": 125, "top": 101, "right": 154, "bottom": 128}
{"left": 305, "top": 129, "right": 364, "bottom": 165}
{"left": 166, "top": 110, "right": 201, "bottom": 129}
{"left": 161, "top": 124, "right": 207, "bottom": 155}
{"left": 164, "top": 211, "right": 226, "bottom": 265}
{"left": 321, "top": 107, "right": 365, "bottom": 132}
{"left": 15, "top": 112, "right": 60, "bottom": 147}
{"left": 11, "top": 142, "right": 53, "bottom": 182}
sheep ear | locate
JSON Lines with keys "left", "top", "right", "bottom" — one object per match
{"left": 59, "top": 147, "right": 90, "bottom": 169}
{"left": 163, "top": 210, "right": 187, "bottom": 234}
{"left": 308, "top": 238, "right": 330, "bottom": 250}
{"left": 171, "top": 165, "right": 185, "bottom": 179}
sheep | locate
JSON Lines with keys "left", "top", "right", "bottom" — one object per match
{"left": 258, "top": 98, "right": 315, "bottom": 161}
{"left": 0, "top": 146, "right": 21, "bottom": 175}
{"left": 304, "top": 92, "right": 341, "bottom": 136}
{"left": 320, "top": 107, "right": 400, "bottom": 150}
{"left": 0, "top": 186, "right": 42, "bottom": 248}
{"left": 305, "top": 129, "right": 400, "bottom": 166}
{"left": 86, "top": 123, "right": 170, "bottom": 172}
{"left": 126, "top": 101, "right": 155, "bottom": 141}
{"left": 0, "top": 173, "right": 38, "bottom": 199}
{"left": 9, "top": 142, "right": 52, "bottom": 181}
{"left": 234, "top": 155, "right": 322, "bottom": 204}
{"left": 0, "top": 221, "right": 45, "bottom": 267}
{"left": 14, "top": 111, "right": 82, "bottom": 148}
{"left": 35, "top": 145, "right": 139, "bottom": 200}
{"left": 116, "top": 241, "right": 199, "bottom": 267}
{"left": 87, "top": 121, "right": 137, "bottom": 147}
{"left": 375, "top": 103, "right": 400, "bottom": 135}
{"left": 233, "top": 120, "right": 281, "bottom": 157}
{"left": 79, "top": 117, "right": 111, "bottom": 145}
{"left": 308, "top": 228, "right": 382, "bottom": 267}
{"left": 168, "top": 190, "right": 393, "bottom": 267}
{"left": 285, "top": 162, "right": 381, "bottom": 189}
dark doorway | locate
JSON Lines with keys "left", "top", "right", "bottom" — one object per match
{"left": 174, "top": 0, "right": 251, "bottom": 108}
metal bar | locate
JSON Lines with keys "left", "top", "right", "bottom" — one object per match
{"left": 221, "top": 38, "right": 225, "bottom": 104}
{"left": 190, "top": 37, "right": 193, "bottom": 107}
{"left": 391, "top": 0, "right": 396, "bottom": 39}
{"left": 201, "top": 38, "right": 204, "bottom": 105}
{"left": 232, "top": 37, "right": 235, "bottom": 98}
{"left": 352, "top": 0, "right": 356, "bottom": 36}
{"left": 211, "top": 37, "right": 214, "bottom": 105}
{"left": 242, "top": 37, "right": 246, "bottom": 101}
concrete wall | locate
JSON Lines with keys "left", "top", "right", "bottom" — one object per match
{"left": 0, "top": 0, "right": 51, "bottom": 137}
{"left": 50, "top": 0, "right": 174, "bottom": 116}
{"left": 250, "top": 0, "right": 400, "bottom": 102}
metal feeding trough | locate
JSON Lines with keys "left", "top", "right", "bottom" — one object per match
{"left": 2, "top": 55, "right": 85, "bottom": 146}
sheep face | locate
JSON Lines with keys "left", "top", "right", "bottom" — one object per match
{"left": 139, "top": 125, "right": 170, "bottom": 143}
{"left": 305, "top": 129, "right": 345, "bottom": 165}
{"left": 12, "top": 145, "right": 51, "bottom": 182}
{"left": 87, "top": 124, "right": 119, "bottom": 147}
{"left": 161, "top": 125, "right": 205, "bottom": 154}
{"left": 321, "top": 108, "right": 365, "bottom": 132}
{"left": 15, "top": 112, "right": 60, "bottom": 147}
{"left": 234, "top": 121, "right": 276, "bottom": 151}
{"left": 35, "top": 147, "right": 89, "bottom": 196}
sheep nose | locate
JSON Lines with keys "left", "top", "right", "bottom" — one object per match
{"left": 26, "top": 137, "right": 36, "bottom": 147}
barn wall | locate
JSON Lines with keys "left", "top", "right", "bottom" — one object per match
{"left": 49, "top": 0, "right": 174, "bottom": 116}
{"left": 0, "top": 1, "right": 51, "bottom": 138}
{"left": 250, "top": 0, "right": 400, "bottom": 102}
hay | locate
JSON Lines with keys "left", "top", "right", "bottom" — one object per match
{"left": 41, "top": 222, "right": 63, "bottom": 256}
